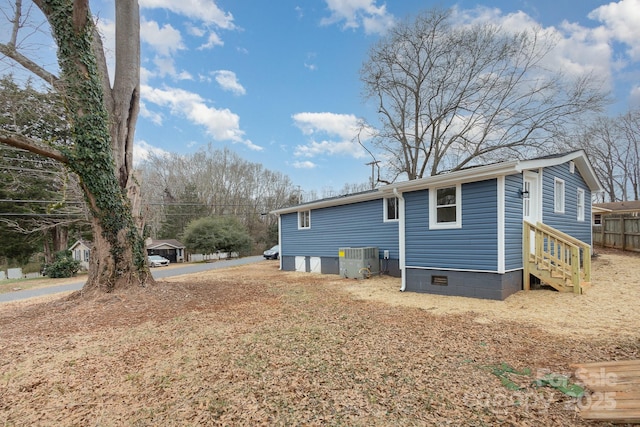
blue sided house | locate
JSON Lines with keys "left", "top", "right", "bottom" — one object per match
{"left": 272, "top": 151, "right": 602, "bottom": 300}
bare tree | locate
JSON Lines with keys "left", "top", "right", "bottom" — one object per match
{"left": 619, "top": 110, "right": 640, "bottom": 200}
{"left": 137, "top": 145, "right": 296, "bottom": 246}
{"left": 360, "top": 8, "right": 608, "bottom": 181}
{"left": 0, "top": 0, "right": 152, "bottom": 293}
{"left": 570, "top": 111, "right": 640, "bottom": 202}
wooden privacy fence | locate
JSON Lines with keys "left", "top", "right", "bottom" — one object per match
{"left": 593, "top": 215, "right": 640, "bottom": 252}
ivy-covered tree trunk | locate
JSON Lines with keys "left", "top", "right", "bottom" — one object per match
{"left": 31, "top": 0, "right": 153, "bottom": 292}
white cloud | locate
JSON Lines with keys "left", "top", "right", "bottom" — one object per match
{"left": 630, "top": 85, "right": 640, "bottom": 106}
{"left": 292, "top": 112, "right": 362, "bottom": 139}
{"left": 320, "top": 0, "right": 395, "bottom": 35}
{"left": 134, "top": 140, "right": 170, "bottom": 165}
{"left": 188, "top": 26, "right": 206, "bottom": 37}
{"left": 142, "top": 84, "right": 262, "bottom": 151}
{"left": 292, "top": 112, "right": 375, "bottom": 159}
{"left": 292, "top": 160, "right": 317, "bottom": 169}
{"left": 139, "top": 0, "right": 235, "bottom": 29}
{"left": 139, "top": 100, "right": 163, "bottom": 125}
{"left": 140, "top": 66, "right": 154, "bottom": 85}
{"left": 152, "top": 56, "right": 193, "bottom": 80}
{"left": 589, "top": 0, "right": 640, "bottom": 60}
{"left": 304, "top": 52, "right": 318, "bottom": 71}
{"left": 214, "top": 70, "right": 246, "bottom": 95}
{"left": 198, "top": 32, "right": 224, "bottom": 50}
{"left": 451, "top": 6, "right": 613, "bottom": 87}
{"left": 140, "top": 19, "right": 185, "bottom": 56}
{"left": 295, "top": 139, "right": 367, "bottom": 158}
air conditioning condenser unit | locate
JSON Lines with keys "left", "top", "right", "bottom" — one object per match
{"left": 338, "top": 247, "right": 379, "bottom": 279}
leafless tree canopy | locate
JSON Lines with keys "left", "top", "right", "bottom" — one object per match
{"left": 360, "top": 8, "right": 609, "bottom": 181}
{"left": 567, "top": 110, "right": 640, "bottom": 202}
{"left": 138, "top": 146, "right": 296, "bottom": 246}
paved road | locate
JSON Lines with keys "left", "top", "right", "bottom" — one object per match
{"left": 0, "top": 256, "right": 267, "bottom": 303}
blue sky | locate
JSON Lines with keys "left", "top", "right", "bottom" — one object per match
{"left": 94, "top": 0, "right": 640, "bottom": 194}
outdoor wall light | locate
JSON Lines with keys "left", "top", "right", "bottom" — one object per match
{"left": 520, "top": 189, "right": 530, "bottom": 199}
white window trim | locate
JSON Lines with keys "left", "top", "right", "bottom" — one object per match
{"left": 429, "top": 184, "right": 462, "bottom": 229}
{"left": 298, "top": 210, "right": 311, "bottom": 229}
{"left": 577, "top": 189, "right": 585, "bottom": 222}
{"left": 383, "top": 197, "right": 399, "bottom": 222}
{"left": 593, "top": 213, "right": 602, "bottom": 226}
{"left": 554, "top": 178, "right": 565, "bottom": 214}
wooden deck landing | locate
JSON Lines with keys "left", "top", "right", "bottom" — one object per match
{"left": 570, "top": 359, "right": 640, "bottom": 424}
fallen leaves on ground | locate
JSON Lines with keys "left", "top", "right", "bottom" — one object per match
{"left": 0, "top": 252, "right": 638, "bottom": 426}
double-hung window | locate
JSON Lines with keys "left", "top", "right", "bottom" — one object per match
{"left": 577, "top": 189, "right": 585, "bottom": 221}
{"left": 298, "top": 210, "right": 310, "bottom": 229}
{"left": 384, "top": 197, "right": 399, "bottom": 222}
{"left": 554, "top": 178, "right": 565, "bottom": 213}
{"left": 429, "top": 184, "right": 461, "bottom": 229}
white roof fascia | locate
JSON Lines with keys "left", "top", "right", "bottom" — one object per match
{"left": 273, "top": 151, "right": 603, "bottom": 214}
{"left": 271, "top": 190, "right": 384, "bottom": 215}
{"left": 515, "top": 150, "right": 603, "bottom": 193}
{"left": 380, "top": 161, "right": 520, "bottom": 194}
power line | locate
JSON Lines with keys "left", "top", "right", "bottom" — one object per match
{"left": 0, "top": 199, "right": 85, "bottom": 204}
{"left": 0, "top": 213, "right": 84, "bottom": 217}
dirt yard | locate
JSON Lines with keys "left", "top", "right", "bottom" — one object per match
{"left": 0, "top": 248, "right": 638, "bottom": 426}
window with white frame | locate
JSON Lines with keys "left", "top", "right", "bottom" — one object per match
{"left": 577, "top": 189, "right": 585, "bottom": 221}
{"left": 554, "top": 178, "right": 565, "bottom": 213}
{"left": 593, "top": 214, "right": 602, "bottom": 225}
{"left": 384, "top": 197, "right": 399, "bottom": 221}
{"left": 298, "top": 210, "right": 310, "bottom": 229}
{"left": 429, "top": 184, "right": 461, "bottom": 229}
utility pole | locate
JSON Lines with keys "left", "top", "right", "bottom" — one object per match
{"left": 365, "top": 160, "right": 380, "bottom": 189}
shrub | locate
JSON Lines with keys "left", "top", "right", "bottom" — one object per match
{"left": 44, "top": 250, "right": 81, "bottom": 278}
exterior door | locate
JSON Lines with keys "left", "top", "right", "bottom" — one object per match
{"left": 523, "top": 172, "right": 540, "bottom": 224}
{"left": 523, "top": 171, "right": 540, "bottom": 253}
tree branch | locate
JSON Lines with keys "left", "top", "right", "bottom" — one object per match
{"left": 0, "top": 43, "right": 60, "bottom": 88}
{"left": 0, "top": 131, "right": 68, "bottom": 163}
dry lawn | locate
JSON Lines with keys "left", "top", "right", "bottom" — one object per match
{"left": 0, "top": 248, "right": 638, "bottom": 426}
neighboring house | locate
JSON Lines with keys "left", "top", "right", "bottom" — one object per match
{"left": 273, "top": 150, "right": 602, "bottom": 300}
{"left": 591, "top": 205, "right": 612, "bottom": 226}
{"left": 145, "top": 238, "right": 186, "bottom": 263}
{"left": 593, "top": 201, "right": 640, "bottom": 224}
{"left": 592, "top": 201, "right": 640, "bottom": 252}
{"left": 69, "top": 240, "right": 91, "bottom": 271}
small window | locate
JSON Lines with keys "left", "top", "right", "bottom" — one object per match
{"left": 384, "top": 197, "right": 399, "bottom": 222}
{"left": 298, "top": 210, "right": 310, "bottom": 229}
{"left": 554, "top": 178, "right": 565, "bottom": 213}
{"left": 429, "top": 184, "right": 462, "bottom": 229}
{"left": 593, "top": 214, "right": 602, "bottom": 225}
{"left": 577, "top": 189, "right": 585, "bottom": 221}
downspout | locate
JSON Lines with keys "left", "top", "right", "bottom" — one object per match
{"left": 394, "top": 188, "right": 406, "bottom": 291}
{"left": 277, "top": 214, "right": 282, "bottom": 271}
